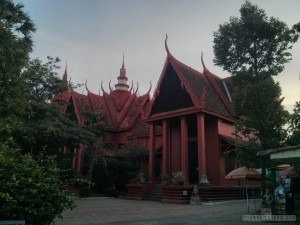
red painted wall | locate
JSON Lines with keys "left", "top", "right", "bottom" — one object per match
{"left": 170, "top": 120, "right": 181, "bottom": 173}
{"left": 205, "top": 115, "right": 221, "bottom": 185}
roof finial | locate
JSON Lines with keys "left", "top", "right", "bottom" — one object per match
{"left": 60, "top": 61, "right": 68, "bottom": 92}
{"left": 62, "top": 61, "right": 68, "bottom": 82}
{"left": 146, "top": 81, "right": 152, "bottom": 95}
{"left": 134, "top": 82, "right": 139, "bottom": 95}
{"left": 129, "top": 80, "right": 134, "bottom": 93}
{"left": 101, "top": 80, "right": 107, "bottom": 94}
{"left": 115, "top": 54, "right": 129, "bottom": 91}
{"left": 165, "top": 33, "right": 171, "bottom": 57}
{"left": 85, "top": 79, "right": 90, "bottom": 93}
{"left": 201, "top": 51, "right": 208, "bottom": 72}
{"left": 109, "top": 79, "right": 113, "bottom": 92}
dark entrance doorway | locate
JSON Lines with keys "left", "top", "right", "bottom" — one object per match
{"left": 188, "top": 141, "right": 198, "bottom": 184}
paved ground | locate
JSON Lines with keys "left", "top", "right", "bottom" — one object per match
{"left": 54, "top": 197, "right": 298, "bottom": 225}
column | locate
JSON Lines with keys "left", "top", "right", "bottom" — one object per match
{"left": 162, "top": 119, "right": 169, "bottom": 177}
{"left": 197, "top": 113, "right": 209, "bottom": 185}
{"left": 180, "top": 116, "right": 189, "bottom": 185}
{"left": 76, "top": 145, "right": 83, "bottom": 174}
{"left": 72, "top": 148, "right": 77, "bottom": 171}
{"left": 148, "top": 122, "right": 155, "bottom": 183}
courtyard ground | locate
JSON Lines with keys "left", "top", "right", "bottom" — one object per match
{"left": 54, "top": 197, "right": 298, "bottom": 225}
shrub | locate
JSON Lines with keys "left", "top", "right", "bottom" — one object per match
{"left": 79, "top": 186, "right": 91, "bottom": 197}
{"left": 0, "top": 144, "right": 75, "bottom": 225}
{"left": 106, "top": 186, "right": 118, "bottom": 198}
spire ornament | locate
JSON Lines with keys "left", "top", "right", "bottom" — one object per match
{"left": 165, "top": 33, "right": 171, "bottom": 57}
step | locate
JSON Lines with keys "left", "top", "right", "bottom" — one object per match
{"left": 144, "top": 185, "right": 162, "bottom": 201}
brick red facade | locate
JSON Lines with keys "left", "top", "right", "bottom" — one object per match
{"left": 54, "top": 39, "right": 248, "bottom": 187}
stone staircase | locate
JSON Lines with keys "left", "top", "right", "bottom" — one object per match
{"left": 144, "top": 184, "right": 162, "bottom": 201}
{"left": 199, "top": 186, "right": 261, "bottom": 201}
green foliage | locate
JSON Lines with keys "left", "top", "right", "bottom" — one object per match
{"left": 293, "top": 22, "right": 300, "bottom": 35}
{"left": 22, "top": 57, "right": 65, "bottom": 102}
{"left": 79, "top": 186, "right": 91, "bottom": 198}
{"left": 0, "top": 144, "right": 75, "bottom": 225}
{"left": 0, "top": 0, "right": 90, "bottom": 222}
{"left": 234, "top": 141, "right": 261, "bottom": 168}
{"left": 106, "top": 186, "right": 118, "bottom": 198}
{"left": 232, "top": 71, "right": 288, "bottom": 149}
{"left": 0, "top": 0, "right": 36, "bottom": 119}
{"left": 286, "top": 101, "right": 300, "bottom": 146}
{"left": 0, "top": 0, "right": 36, "bottom": 51}
{"left": 213, "top": 1, "right": 293, "bottom": 169}
{"left": 85, "top": 156, "right": 137, "bottom": 194}
{"left": 118, "top": 139, "right": 148, "bottom": 169}
{"left": 213, "top": 1, "right": 298, "bottom": 77}
{"left": 18, "top": 100, "right": 96, "bottom": 155}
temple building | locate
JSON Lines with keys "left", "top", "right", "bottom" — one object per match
{"left": 53, "top": 56, "right": 153, "bottom": 173}
{"left": 145, "top": 37, "right": 237, "bottom": 186}
{"left": 54, "top": 37, "right": 260, "bottom": 202}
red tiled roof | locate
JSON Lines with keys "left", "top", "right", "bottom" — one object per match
{"left": 54, "top": 87, "right": 150, "bottom": 132}
{"left": 146, "top": 43, "right": 235, "bottom": 120}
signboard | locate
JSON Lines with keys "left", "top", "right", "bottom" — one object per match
{"left": 0, "top": 221, "right": 25, "bottom": 225}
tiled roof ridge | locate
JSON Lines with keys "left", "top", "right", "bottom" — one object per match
{"left": 126, "top": 94, "right": 150, "bottom": 130}
{"left": 70, "top": 91, "right": 84, "bottom": 124}
{"left": 203, "top": 69, "right": 233, "bottom": 116}
{"left": 169, "top": 57, "right": 204, "bottom": 108}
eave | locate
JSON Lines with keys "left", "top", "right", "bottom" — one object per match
{"left": 145, "top": 106, "right": 236, "bottom": 124}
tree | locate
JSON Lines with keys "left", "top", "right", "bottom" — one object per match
{"left": 0, "top": 0, "right": 36, "bottom": 117}
{"left": 213, "top": 0, "right": 298, "bottom": 78}
{"left": 232, "top": 71, "right": 288, "bottom": 150}
{"left": 213, "top": 1, "right": 293, "bottom": 151}
{"left": 0, "top": 0, "right": 85, "bottom": 222}
{"left": 13, "top": 56, "right": 96, "bottom": 156}
{"left": 293, "top": 22, "right": 300, "bottom": 35}
{"left": 213, "top": 1, "right": 297, "bottom": 200}
{"left": 22, "top": 57, "right": 65, "bottom": 102}
{"left": 286, "top": 101, "right": 300, "bottom": 146}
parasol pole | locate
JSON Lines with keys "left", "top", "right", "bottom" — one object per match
{"left": 245, "top": 178, "right": 249, "bottom": 214}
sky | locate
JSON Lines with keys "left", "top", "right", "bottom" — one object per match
{"left": 19, "top": 0, "right": 300, "bottom": 112}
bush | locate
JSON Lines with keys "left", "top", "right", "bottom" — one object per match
{"left": 79, "top": 186, "right": 91, "bottom": 197}
{"left": 106, "top": 186, "right": 118, "bottom": 198}
{"left": 0, "top": 144, "right": 75, "bottom": 225}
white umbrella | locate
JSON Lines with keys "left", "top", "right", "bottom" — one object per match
{"left": 226, "top": 167, "right": 261, "bottom": 213}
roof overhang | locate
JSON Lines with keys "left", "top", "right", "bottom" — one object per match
{"left": 257, "top": 145, "right": 300, "bottom": 164}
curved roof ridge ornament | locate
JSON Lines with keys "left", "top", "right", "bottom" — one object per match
{"left": 165, "top": 33, "right": 172, "bottom": 58}
{"left": 201, "top": 51, "right": 208, "bottom": 73}
{"left": 101, "top": 81, "right": 107, "bottom": 94}
{"left": 134, "top": 82, "right": 139, "bottom": 95}
{"left": 85, "top": 79, "right": 91, "bottom": 93}
{"left": 129, "top": 80, "right": 134, "bottom": 93}
{"left": 146, "top": 81, "right": 152, "bottom": 94}
{"left": 109, "top": 79, "right": 113, "bottom": 92}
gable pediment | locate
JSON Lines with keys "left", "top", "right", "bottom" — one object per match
{"left": 150, "top": 63, "right": 194, "bottom": 115}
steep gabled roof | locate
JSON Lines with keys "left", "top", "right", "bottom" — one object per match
{"left": 53, "top": 60, "right": 150, "bottom": 133}
{"left": 146, "top": 36, "right": 234, "bottom": 121}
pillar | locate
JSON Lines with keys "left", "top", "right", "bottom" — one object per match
{"left": 72, "top": 148, "right": 77, "bottom": 171}
{"left": 197, "top": 113, "right": 209, "bottom": 185}
{"left": 180, "top": 116, "right": 189, "bottom": 185}
{"left": 148, "top": 122, "right": 155, "bottom": 183}
{"left": 162, "top": 119, "right": 169, "bottom": 177}
{"left": 76, "top": 145, "right": 83, "bottom": 174}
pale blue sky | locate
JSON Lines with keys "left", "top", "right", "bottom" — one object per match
{"left": 20, "top": 0, "right": 300, "bottom": 112}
